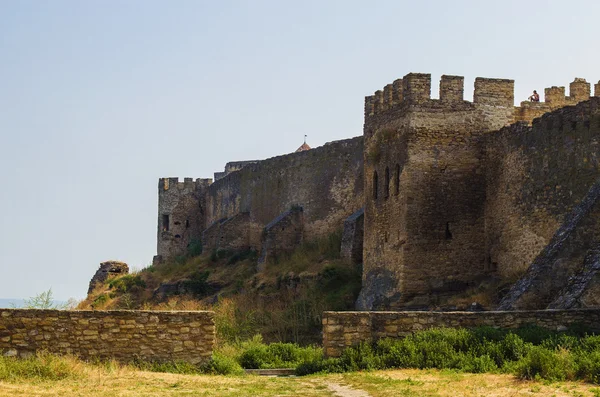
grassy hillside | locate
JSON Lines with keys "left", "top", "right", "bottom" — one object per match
{"left": 78, "top": 230, "right": 361, "bottom": 344}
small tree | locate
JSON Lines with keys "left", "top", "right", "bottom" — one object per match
{"left": 21, "top": 288, "right": 71, "bottom": 310}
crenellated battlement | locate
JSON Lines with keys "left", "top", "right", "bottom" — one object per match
{"left": 366, "top": 73, "right": 598, "bottom": 128}
{"left": 515, "top": 78, "right": 596, "bottom": 124}
{"left": 440, "top": 75, "right": 464, "bottom": 102}
{"left": 473, "top": 77, "right": 514, "bottom": 107}
{"left": 158, "top": 177, "right": 212, "bottom": 192}
{"left": 365, "top": 73, "right": 515, "bottom": 117}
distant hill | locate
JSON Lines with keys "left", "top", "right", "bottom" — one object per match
{"left": 0, "top": 298, "right": 25, "bottom": 308}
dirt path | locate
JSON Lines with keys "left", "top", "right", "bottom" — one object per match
{"left": 325, "top": 381, "right": 371, "bottom": 397}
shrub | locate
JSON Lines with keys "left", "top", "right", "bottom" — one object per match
{"left": 226, "top": 249, "right": 258, "bottom": 265}
{"left": 462, "top": 354, "right": 499, "bottom": 373}
{"left": 201, "top": 353, "right": 244, "bottom": 375}
{"left": 187, "top": 239, "right": 203, "bottom": 257}
{"left": 108, "top": 275, "right": 146, "bottom": 294}
{"left": 337, "top": 341, "right": 383, "bottom": 371}
{"left": 238, "top": 344, "right": 271, "bottom": 369}
{"left": 514, "top": 325, "right": 554, "bottom": 345}
{"left": 182, "top": 270, "right": 212, "bottom": 297}
{"left": 516, "top": 346, "right": 576, "bottom": 381}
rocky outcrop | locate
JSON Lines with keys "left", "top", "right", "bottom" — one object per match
{"left": 88, "top": 261, "right": 129, "bottom": 295}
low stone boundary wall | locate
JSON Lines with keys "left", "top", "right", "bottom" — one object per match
{"left": 0, "top": 309, "right": 215, "bottom": 364}
{"left": 322, "top": 310, "right": 600, "bottom": 357}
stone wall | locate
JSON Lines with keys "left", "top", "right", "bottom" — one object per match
{"left": 322, "top": 309, "right": 600, "bottom": 357}
{"left": 157, "top": 178, "right": 211, "bottom": 260}
{"left": 340, "top": 208, "right": 364, "bottom": 264}
{"left": 485, "top": 98, "right": 600, "bottom": 307}
{"left": 0, "top": 309, "right": 215, "bottom": 364}
{"left": 514, "top": 78, "right": 592, "bottom": 123}
{"left": 360, "top": 73, "right": 600, "bottom": 310}
{"left": 360, "top": 73, "right": 515, "bottom": 310}
{"left": 202, "top": 212, "right": 262, "bottom": 253}
{"left": 257, "top": 207, "right": 304, "bottom": 270}
{"left": 205, "top": 137, "right": 364, "bottom": 240}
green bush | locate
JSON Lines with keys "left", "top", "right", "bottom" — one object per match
{"left": 226, "top": 249, "right": 258, "bottom": 265}
{"left": 293, "top": 326, "right": 600, "bottom": 384}
{"left": 238, "top": 344, "right": 271, "bottom": 369}
{"left": 516, "top": 346, "right": 576, "bottom": 381}
{"left": 187, "top": 239, "right": 203, "bottom": 257}
{"left": 237, "top": 340, "right": 322, "bottom": 369}
{"left": 182, "top": 270, "right": 212, "bottom": 297}
{"left": 462, "top": 354, "right": 498, "bottom": 373}
{"left": 499, "top": 333, "right": 528, "bottom": 362}
{"left": 201, "top": 353, "right": 244, "bottom": 375}
{"left": 108, "top": 275, "right": 146, "bottom": 294}
{"left": 575, "top": 350, "right": 600, "bottom": 383}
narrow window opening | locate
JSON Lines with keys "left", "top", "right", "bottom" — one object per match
{"left": 175, "top": 234, "right": 181, "bottom": 238}
{"left": 162, "top": 214, "right": 170, "bottom": 232}
{"left": 384, "top": 167, "right": 390, "bottom": 199}
{"left": 373, "top": 171, "right": 378, "bottom": 200}
{"left": 185, "top": 219, "right": 190, "bottom": 228}
{"left": 395, "top": 164, "right": 400, "bottom": 195}
{"left": 445, "top": 222, "right": 453, "bottom": 240}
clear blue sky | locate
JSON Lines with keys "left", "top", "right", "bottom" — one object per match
{"left": 1, "top": 0, "right": 598, "bottom": 300}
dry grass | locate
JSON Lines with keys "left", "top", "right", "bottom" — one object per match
{"left": 0, "top": 369, "right": 330, "bottom": 397}
{"left": 329, "top": 369, "right": 600, "bottom": 397}
{"left": 3, "top": 364, "right": 600, "bottom": 397}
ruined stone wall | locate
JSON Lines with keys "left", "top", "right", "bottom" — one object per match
{"left": 257, "top": 207, "right": 304, "bottom": 269}
{"left": 359, "top": 73, "right": 515, "bottom": 310}
{"left": 202, "top": 212, "right": 262, "bottom": 253}
{"left": 340, "top": 208, "right": 364, "bottom": 264}
{"left": 214, "top": 161, "right": 259, "bottom": 181}
{"left": 157, "top": 178, "right": 211, "bottom": 260}
{"left": 322, "top": 309, "right": 600, "bottom": 357}
{"left": 205, "top": 137, "right": 364, "bottom": 241}
{"left": 485, "top": 99, "right": 600, "bottom": 290}
{"left": 0, "top": 309, "right": 215, "bottom": 364}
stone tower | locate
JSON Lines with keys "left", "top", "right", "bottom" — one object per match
{"left": 155, "top": 177, "right": 211, "bottom": 261}
{"left": 357, "top": 73, "right": 515, "bottom": 310}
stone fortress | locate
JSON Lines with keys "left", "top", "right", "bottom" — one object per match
{"left": 156, "top": 72, "right": 600, "bottom": 312}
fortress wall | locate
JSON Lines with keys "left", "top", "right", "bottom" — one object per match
{"left": 485, "top": 98, "right": 600, "bottom": 282}
{"left": 205, "top": 137, "right": 364, "bottom": 241}
{"left": 360, "top": 73, "right": 515, "bottom": 310}
{"left": 322, "top": 309, "right": 600, "bottom": 357}
{"left": 157, "top": 178, "right": 211, "bottom": 259}
{"left": 399, "top": 106, "right": 490, "bottom": 306}
{"left": 0, "top": 309, "right": 215, "bottom": 364}
{"left": 202, "top": 213, "right": 262, "bottom": 253}
{"left": 514, "top": 78, "right": 593, "bottom": 124}
{"left": 257, "top": 207, "right": 304, "bottom": 269}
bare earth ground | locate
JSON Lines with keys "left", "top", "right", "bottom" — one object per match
{"left": 2, "top": 368, "right": 600, "bottom": 397}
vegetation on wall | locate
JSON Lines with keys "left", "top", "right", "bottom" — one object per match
{"left": 79, "top": 229, "right": 361, "bottom": 344}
